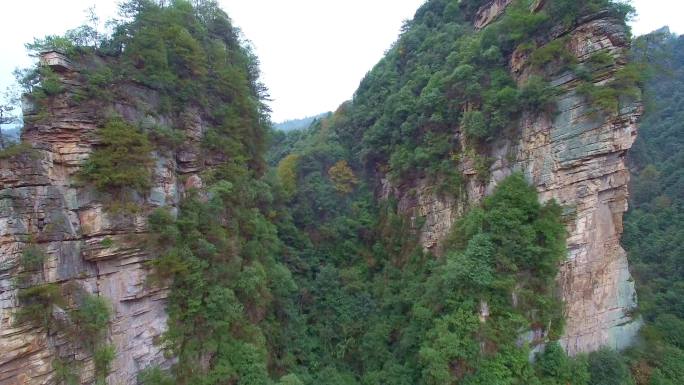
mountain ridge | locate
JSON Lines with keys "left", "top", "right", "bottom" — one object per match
{"left": 0, "top": 0, "right": 655, "bottom": 384}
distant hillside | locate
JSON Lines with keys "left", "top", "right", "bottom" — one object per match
{"left": 0, "top": 125, "right": 21, "bottom": 144}
{"left": 274, "top": 112, "right": 330, "bottom": 131}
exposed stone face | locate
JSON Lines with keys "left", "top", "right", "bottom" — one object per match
{"left": 515, "top": 21, "right": 642, "bottom": 351}
{"left": 474, "top": 0, "right": 514, "bottom": 29}
{"left": 0, "top": 5, "right": 643, "bottom": 385}
{"left": 384, "top": 7, "right": 641, "bottom": 355}
{"left": 379, "top": 177, "right": 465, "bottom": 254}
{"left": 0, "top": 66, "right": 204, "bottom": 384}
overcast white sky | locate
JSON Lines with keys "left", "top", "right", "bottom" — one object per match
{"left": 0, "top": 0, "right": 682, "bottom": 122}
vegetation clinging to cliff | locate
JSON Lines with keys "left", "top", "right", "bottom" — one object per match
{"left": 261, "top": 0, "right": 641, "bottom": 384}
{"left": 146, "top": 182, "right": 296, "bottom": 384}
{"left": 328, "top": 0, "right": 636, "bottom": 188}
{"left": 18, "top": 1, "right": 281, "bottom": 384}
{"left": 12, "top": 0, "right": 650, "bottom": 384}
{"left": 20, "top": 0, "right": 270, "bottom": 173}
{"left": 268, "top": 131, "right": 578, "bottom": 383}
{"left": 79, "top": 118, "right": 153, "bottom": 202}
{"left": 15, "top": 245, "right": 115, "bottom": 384}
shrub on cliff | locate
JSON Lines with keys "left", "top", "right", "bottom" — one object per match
{"left": 72, "top": 294, "right": 112, "bottom": 348}
{"left": 79, "top": 118, "right": 153, "bottom": 199}
{"left": 417, "top": 174, "right": 566, "bottom": 384}
{"left": 94, "top": 344, "right": 116, "bottom": 385}
{"left": 547, "top": 0, "right": 635, "bottom": 28}
{"left": 15, "top": 283, "right": 65, "bottom": 329}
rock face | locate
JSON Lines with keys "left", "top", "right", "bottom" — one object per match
{"left": 0, "top": 61, "right": 207, "bottom": 384}
{"left": 474, "top": 0, "right": 514, "bottom": 29}
{"left": 384, "top": 2, "right": 642, "bottom": 355}
{"left": 0, "top": 3, "right": 642, "bottom": 384}
{"left": 517, "top": 15, "right": 642, "bottom": 355}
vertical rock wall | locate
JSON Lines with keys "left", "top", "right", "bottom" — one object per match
{"left": 385, "top": 2, "right": 642, "bottom": 355}
{"left": 515, "top": 15, "right": 642, "bottom": 354}
{"left": 0, "top": 3, "right": 644, "bottom": 384}
{"left": 0, "top": 63, "right": 205, "bottom": 384}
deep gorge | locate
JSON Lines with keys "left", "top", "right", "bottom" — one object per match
{"left": 0, "top": 0, "right": 680, "bottom": 384}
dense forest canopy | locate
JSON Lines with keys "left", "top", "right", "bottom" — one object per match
{"left": 621, "top": 27, "right": 684, "bottom": 385}
{"left": 6, "top": 0, "right": 683, "bottom": 385}
{"left": 258, "top": 0, "right": 643, "bottom": 383}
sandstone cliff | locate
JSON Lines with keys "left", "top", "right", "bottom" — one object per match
{"left": 0, "top": 2, "right": 643, "bottom": 384}
{"left": 381, "top": 0, "right": 642, "bottom": 355}
{"left": 0, "top": 60, "right": 207, "bottom": 384}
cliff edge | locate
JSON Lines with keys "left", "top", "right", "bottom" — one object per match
{"left": 0, "top": 58, "right": 207, "bottom": 384}
{"left": 382, "top": 0, "right": 642, "bottom": 355}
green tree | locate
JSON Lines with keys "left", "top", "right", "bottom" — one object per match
{"left": 461, "top": 110, "right": 488, "bottom": 140}
{"left": 587, "top": 348, "right": 634, "bottom": 385}
{"left": 79, "top": 118, "right": 153, "bottom": 197}
{"left": 72, "top": 294, "right": 112, "bottom": 349}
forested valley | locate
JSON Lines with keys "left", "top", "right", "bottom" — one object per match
{"left": 0, "top": 1, "right": 682, "bottom": 385}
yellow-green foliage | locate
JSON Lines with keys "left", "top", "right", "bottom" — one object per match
{"left": 52, "top": 358, "right": 79, "bottom": 385}
{"left": 81, "top": 65, "right": 115, "bottom": 102}
{"left": 546, "top": 0, "right": 635, "bottom": 28}
{"left": 79, "top": 118, "right": 153, "bottom": 196}
{"left": 16, "top": 244, "right": 47, "bottom": 286}
{"left": 39, "top": 68, "right": 64, "bottom": 96}
{"left": 587, "top": 51, "right": 616, "bottom": 70}
{"left": 328, "top": 160, "right": 358, "bottom": 194}
{"left": 15, "top": 66, "right": 65, "bottom": 113}
{"left": 20, "top": 244, "right": 47, "bottom": 272}
{"left": 277, "top": 154, "right": 300, "bottom": 198}
{"left": 460, "top": 110, "right": 487, "bottom": 140}
{"left": 612, "top": 64, "right": 643, "bottom": 97}
{"left": 580, "top": 82, "right": 619, "bottom": 113}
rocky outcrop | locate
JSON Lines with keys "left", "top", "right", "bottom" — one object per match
{"left": 380, "top": 177, "right": 465, "bottom": 254}
{"left": 0, "top": 61, "right": 206, "bottom": 384}
{"left": 0, "top": 3, "right": 643, "bottom": 384}
{"left": 474, "top": 0, "right": 514, "bottom": 29}
{"left": 515, "top": 15, "right": 642, "bottom": 354}
{"left": 384, "top": 3, "right": 642, "bottom": 355}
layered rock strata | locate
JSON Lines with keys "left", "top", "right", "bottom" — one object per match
{"left": 383, "top": 2, "right": 641, "bottom": 355}
{"left": 0, "top": 61, "right": 206, "bottom": 384}
{"left": 0, "top": 3, "right": 644, "bottom": 384}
